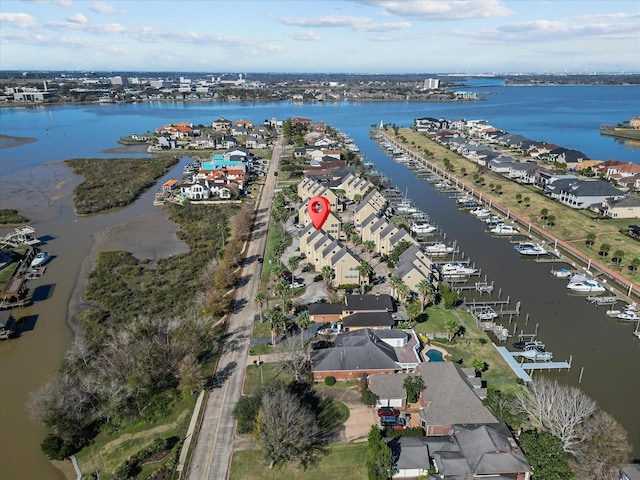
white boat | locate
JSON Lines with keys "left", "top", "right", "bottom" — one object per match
{"left": 484, "top": 215, "right": 503, "bottom": 224}
{"left": 411, "top": 222, "right": 437, "bottom": 234}
{"left": 551, "top": 267, "right": 573, "bottom": 278}
{"left": 518, "top": 349, "right": 553, "bottom": 361}
{"left": 616, "top": 310, "right": 640, "bottom": 321}
{"left": 440, "top": 262, "right": 477, "bottom": 278}
{"left": 470, "top": 207, "right": 491, "bottom": 218}
{"left": 516, "top": 243, "right": 548, "bottom": 256}
{"left": 474, "top": 307, "right": 498, "bottom": 320}
{"left": 588, "top": 296, "right": 617, "bottom": 305}
{"left": 566, "top": 279, "right": 606, "bottom": 294}
{"left": 424, "top": 243, "right": 454, "bottom": 256}
{"left": 490, "top": 224, "right": 519, "bottom": 235}
{"left": 30, "top": 251, "right": 50, "bottom": 267}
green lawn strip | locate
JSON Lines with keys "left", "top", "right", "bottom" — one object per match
{"left": 76, "top": 395, "right": 196, "bottom": 478}
{"left": 230, "top": 442, "right": 368, "bottom": 480}
{"left": 243, "top": 362, "right": 293, "bottom": 395}
{"left": 394, "top": 128, "right": 640, "bottom": 283}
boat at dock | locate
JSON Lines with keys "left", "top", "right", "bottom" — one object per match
{"left": 440, "top": 262, "right": 478, "bottom": 278}
{"left": 424, "top": 243, "right": 455, "bottom": 256}
{"left": 551, "top": 267, "right": 574, "bottom": 278}
{"left": 512, "top": 340, "right": 545, "bottom": 350}
{"left": 517, "top": 349, "right": 553, "bottom": 361}
{"left": 588, "top": 295, "right": 617, "bottom": 305}
{"left": 410, "top": 222, "right": 437, "bottom": 234}
{"left": 515, "top": 242, "right": 548, "bottom": 256}
{"left": 470, "top": 207, "right": 491, "bottom": 218}
{"left": 566, "top": 279, "right": 606, "bottom": 294}
{"left": 30, "top": 251, "right": 50, "bottom": 268}
{"left": 490, "top": 224, "right": 519, "bottom": 236}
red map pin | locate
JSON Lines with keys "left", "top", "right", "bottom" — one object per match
{"left": 308, "top": 196, "right": 331, "bottom": 230}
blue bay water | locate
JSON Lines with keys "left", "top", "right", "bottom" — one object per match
{"left": 1, "top": 85, "right": 638, "bottom": 177}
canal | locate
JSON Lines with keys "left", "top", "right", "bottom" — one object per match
{"left": 357, "top": 130, "right": 640, "bottom": 455}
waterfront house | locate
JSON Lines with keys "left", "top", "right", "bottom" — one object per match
{"left": 415, "top": 362, "right": 494, "bottom": 434}
{"left": 310, "top": 328, "right": 419, "bottom": 381}
{"left": 308, "top": 302, "right": 344, "bottom": 324}
{"left": 180, "top": 180, "right": 210, "bottom": 200}
{"left": 596, "top": 196, "right": 640, "bottom": 219}
{"left": 211, "top": 117, "right": 232, "bottom": 131}
{"left": 546, "top": 178, "right": 623, "bottom": 209}
{"left": 387, "top": 424, "right": 531, "bottom": 479}
{"left": 341, "top": 311, "right": 395, "bottom": 331}
{"left": 298, "top": 206, "right": 341, "bottom": 237}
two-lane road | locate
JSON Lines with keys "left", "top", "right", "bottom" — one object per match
{"left": 184, "top": 137, "right": 284, "bottom": 479}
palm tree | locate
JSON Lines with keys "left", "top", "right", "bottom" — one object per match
{"left": 357, "top": 260, "right": 374, "bottom": 285}
{"left": 321, "top": 265, "right": 335, "bottom": 288}
{"left": 396, "top": 281, "right": 411, "bottom": 305}
{"left": 350, "top": 232, "right": 361, "bottom": 246}
{"left": 287, "top": 256, "right": 300, "bottom": 281}
{"left": 295, "top": 311, "right": 311, "bottom": 346}
{"left": 254, "top": 290, "right": 267, "bottom": 322}
{"left": 266, "top": 308, "right": 287, "bottom": 346}
{"left": 389, "top": 274, "right": 402, "bottom": 299}
{"left": 274, "top": 278, "right": 291, "bottom": 312}
{"left": 362, "top": 240, "right": 376, "bottom": 261}
{"left": 342, "top": 222, "right": 354, "bottom": 242}
{"left": 416, "top": 279, "right": 434, "bottom": 310}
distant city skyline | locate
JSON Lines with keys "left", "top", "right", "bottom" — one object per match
{"left": 1, "top": 0, "right": 639, "bottom": 74}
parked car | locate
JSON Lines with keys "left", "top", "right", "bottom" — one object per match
{"left": 377, "top": 407, "right": 400, "bottom": 417}
{"left": 290, "top": 281, "right": 305, "bottom": 289}
{"left": 317, "top": 321, "right": 342, "bottom": 336}
{"left": 380, "top": 415, "right": 398, "bottom": 427}
{"left": 311, "top": 340, "right": 334, "bottom": 350}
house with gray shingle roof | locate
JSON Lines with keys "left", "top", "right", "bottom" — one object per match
{"left": 416, "top": 362, "right": 495, "bottom": 435}
{"left": 546, "top": 178, "right": 623, "bottom": 209}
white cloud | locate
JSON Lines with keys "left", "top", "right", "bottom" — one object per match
{"left": 286, "top": 30, "right": 321, "bottom": 41}
{"left": 45, "top": 19, "right": 126, "bottom": 34}
{"left": 67, "top": 13, "right": 87, "bottom": 24}
{"left": 280, "top": 15, "right": 410, "bottom": 32}
{"left": 355, "top": 0, "right": 513, "bottom": 20}
{"left": 91, "top": 1, "right": 116, "bottom": 14}
{"left": 0, "top": 13, "right": 38, "bottom": 30}
{"left": 28, "top": 0, "right": 73, "bottom": 7}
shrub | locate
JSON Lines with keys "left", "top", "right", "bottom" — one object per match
{"left": 361, "top": 388, "right": 379, "bottom": 407}
{"left": 324, "top": 376, "right": 337, "bottom": 386}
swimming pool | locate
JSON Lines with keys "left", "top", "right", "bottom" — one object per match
{"left": 425, "top": 348, "right": 444, "bottom": 362}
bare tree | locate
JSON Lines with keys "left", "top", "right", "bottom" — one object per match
{"left": 258, "top": 388, "right": 324, "bottom": 468}
{"left": 572, "top": 410, "right": 631, "bottom": 480}
{"left": 516, "top": 378, "right": 597, "bottom": 454}
{"left": 276, "top": 335, "right": 310, "bottom": 383}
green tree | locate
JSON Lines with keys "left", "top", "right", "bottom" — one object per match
{"left": 599, "top": 243, "right": 611, "bottom": 257}
{"left": 342, "top": 222, "right": 354, "bottom": 241}
{"left": 295, "top": 311, "right": 311, "bottom": 346}
{"left": 523, "top": 196, "right": 531, "bottom": 207}
{"left": 232, "top": 393, "right": 262, "bottom": 434}
{"left": 389, "top": 274, "right": 402, "bottom": 299}
{"left": 586, "top": 232, "right": 596, "bottom": 247}
{"left": 540, "top": 208, "right": 549, "bottom": 219}
{"left": 416, "top": 279, "right": 434, "bottom": 310}
{"left": 396, "top": 281, "right": 411, "bottom": 305}
{"left": 438, "top": 283, "right": 458, "bottom": 308}
{"left": 402, "top": 375, "right": 425, "bottom": 404}
{"left": 546, "top": 214, "right": 556, "bottom": 226}
{"left": 612, "top": 249, "right": 625, "bottom": 265}
{"left": 387, "top": 239, "right": 412, "bottom": 268}
{"left": 460, "top": 167, "right": 467, "bottom": 176}
{"left": 366, "top": 426, "right": 393, "bottom": 480}
{"left": 470, "top": 357, "right": 485, "bottom": 373}
{"left": 287, "top": 256, "right": 300, "bottom": 277}
{"left": 444, "top": 317, "right": 461, "bottom": 342}
{"left": 516, "top": 193, "right": 522, "bottom": 203}
{"left": 274, "top": 278, "right": 291, "bottom": 312}
{"left": 254, "top": 290, "right": 267, "bottom": 322}
{"left": 405, "top": 300, "right": 423, "bottom": 325}
{"left": 362, "top": 239, "right": 376, "bottom": 261}
{"left": 519, "top": 430, "right": 573, "bottom": 480}
{"left": 630, "top": 257, "right": 640, "bottom": 271}
{"left": 266, "top": 308, "right": 287, "bottom": 346}
{"left": 495, "top": 184, "right": 502, "bottom": 195}
{"left": 357, "top": 260, "right": 374, "bottom": 285}
{"left": 321, "top": 265, "right": 335, "bottom": 288}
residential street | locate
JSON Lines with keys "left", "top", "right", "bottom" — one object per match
{"left": 183, "top": 137, "right": 283, "bottom": 480}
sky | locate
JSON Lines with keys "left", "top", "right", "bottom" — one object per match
{"left": 1, "top": 0, "right": 639, "bottom": 74}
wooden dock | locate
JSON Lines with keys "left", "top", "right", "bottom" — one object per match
{"left": 494, "top": 345, "right": 572, "bottom": 383}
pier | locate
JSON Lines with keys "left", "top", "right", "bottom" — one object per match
{"left": 493, "top": 344, "right": 572, "bottom": 383}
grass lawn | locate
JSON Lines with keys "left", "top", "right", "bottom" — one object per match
{"left": 230, "top": 442, "right": 368, "bottom": 480}
{"left": 414, "top": 305, "right": 522, "bottom": 395}
{"left": 243, "top": 362, "right": 293, "bottom": 395}
{"left": 76, "top": 395, "right": 196, "bottom": 478}
{"left": 394, "top": 128, "right": 640, "bottom": 285}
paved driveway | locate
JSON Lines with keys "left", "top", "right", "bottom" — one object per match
{"left": 321, "top": 388, "right": 378, "bottom": 443}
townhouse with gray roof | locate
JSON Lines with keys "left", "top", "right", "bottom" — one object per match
{"left": 546, "top": 178, "right": 623, "bottom": 209}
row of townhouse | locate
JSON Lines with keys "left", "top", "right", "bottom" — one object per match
{"left": 418, "top": 117, "right": 639, "bottom": 216}
{"left": 298, "top": 170, "right": 440, "bottom": 293}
